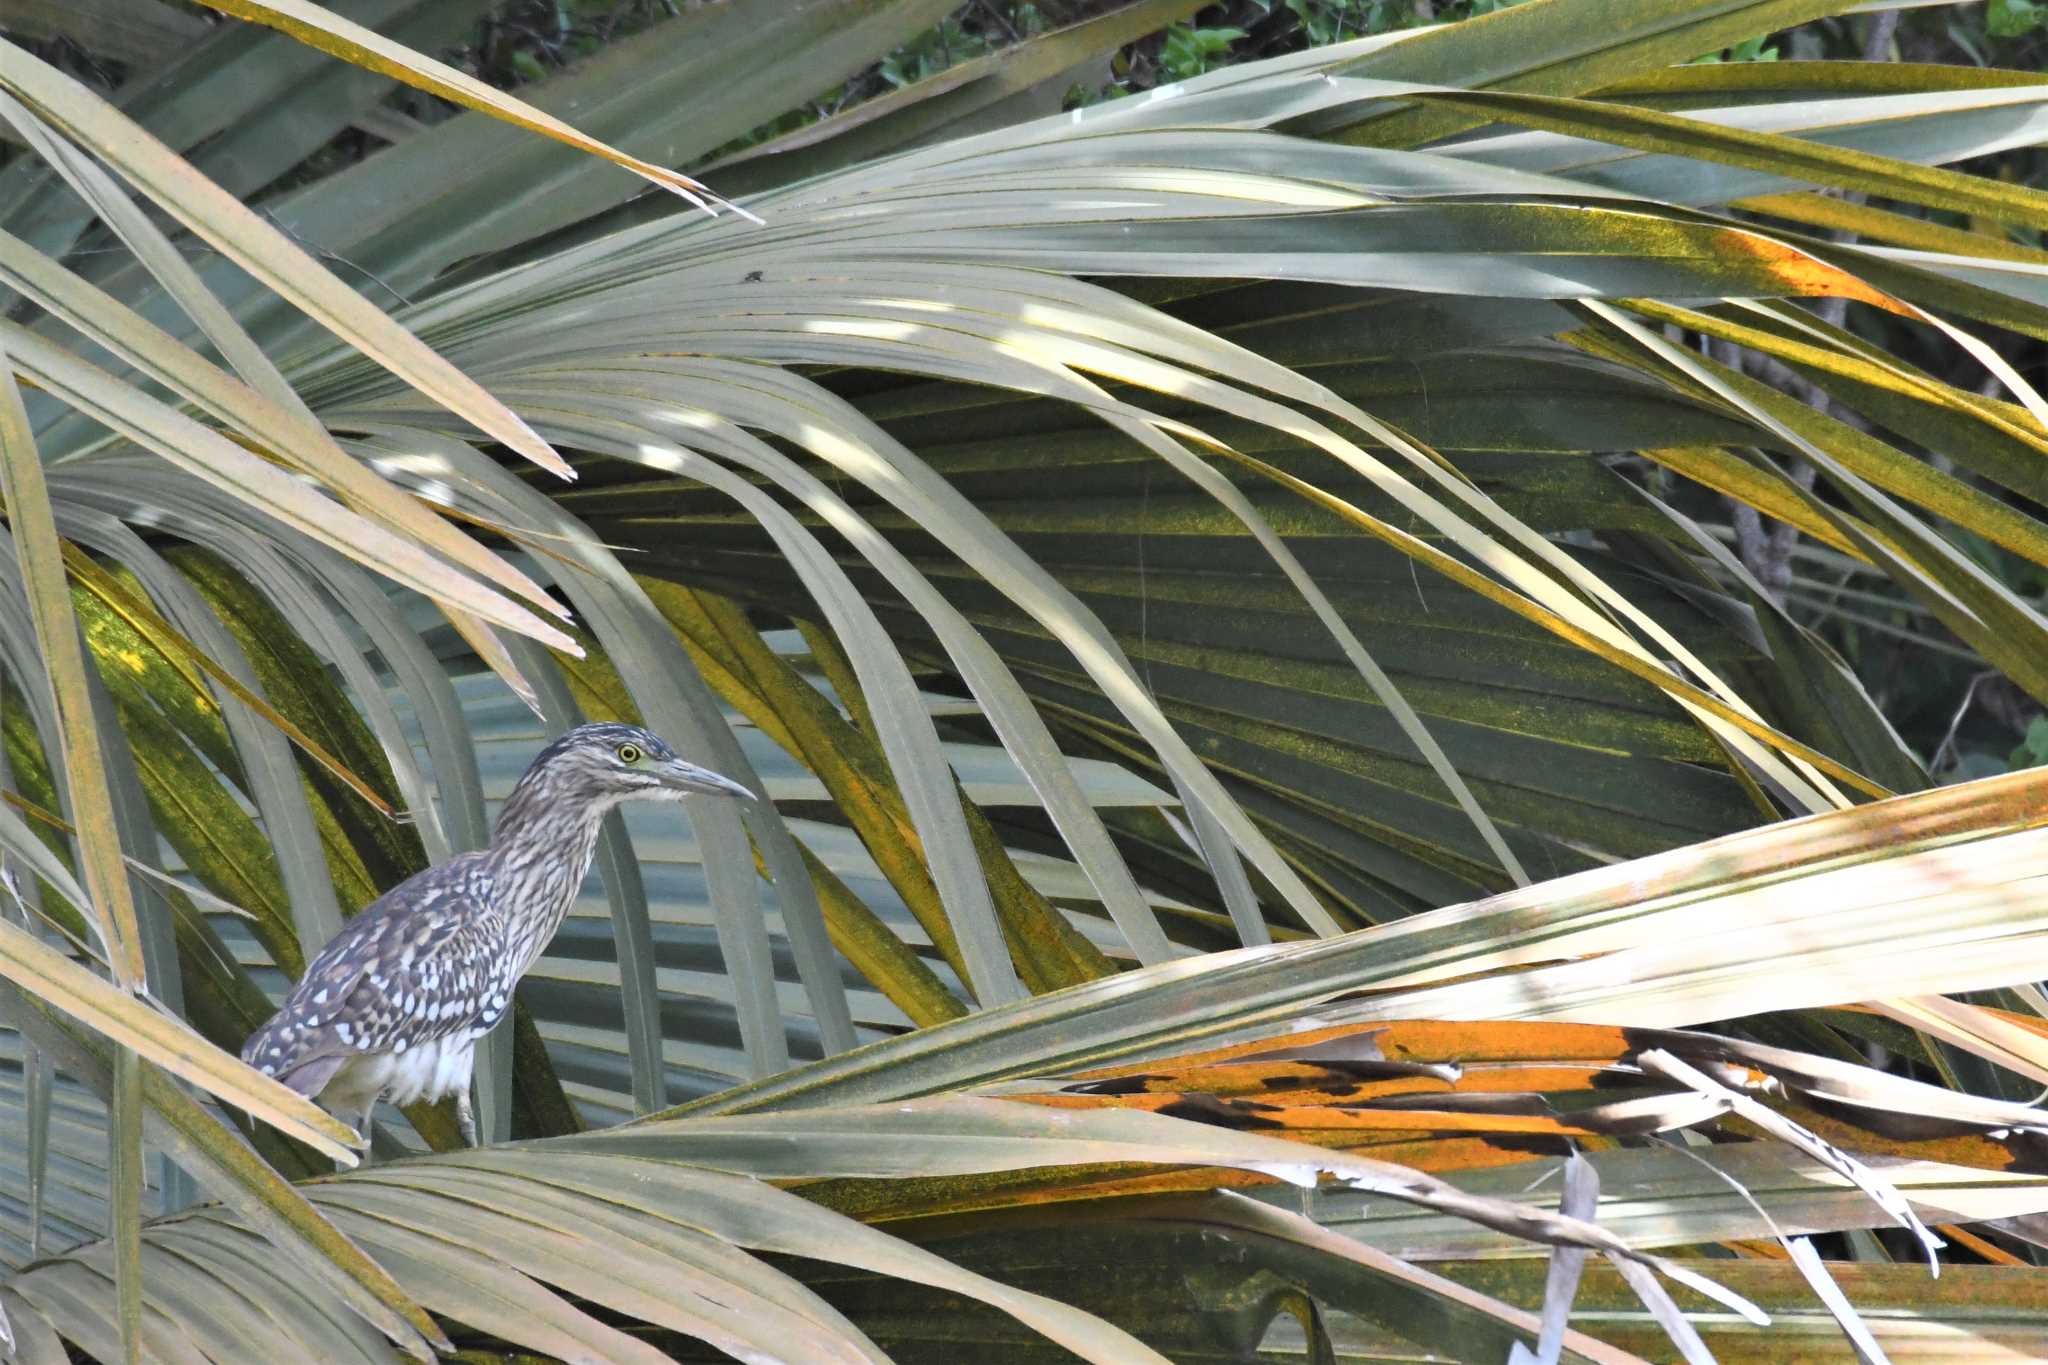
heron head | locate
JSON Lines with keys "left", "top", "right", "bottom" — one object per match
{"left": 534, "top": 722, "right": 756, "bottom": 806}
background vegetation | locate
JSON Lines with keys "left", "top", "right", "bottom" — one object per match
{"left": 42, "top": 0, "right": 2034, "bottom": 777}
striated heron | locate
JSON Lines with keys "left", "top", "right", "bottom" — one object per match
{"left": 242, "top": 722, "right": 754, "bottom": 1145}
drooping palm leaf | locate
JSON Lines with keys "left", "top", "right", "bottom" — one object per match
{"left": 14, "top": 1001, "right": 2045, "bottom": 1361}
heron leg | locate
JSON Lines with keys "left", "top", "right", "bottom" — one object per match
{"left": 455, "top": 1088, "right": 478, "bottom": 1147}
{"left": 326, "top": 1103, "right": 368, "bottom": 1168}
{"left": 317, "top": 1058, "right": 381, "bottom": 1162}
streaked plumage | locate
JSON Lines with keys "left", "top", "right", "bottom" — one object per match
{"left": 243, "top": 722, "right": 753, "bottom": 1143}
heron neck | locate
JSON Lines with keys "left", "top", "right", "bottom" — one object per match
{"left": 486, "top": 774, "right": 614, "bottom": 945}
{"left": 489, "top": 768, "right": 597, "bottom": 851}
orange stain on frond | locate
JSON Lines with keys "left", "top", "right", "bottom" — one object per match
{"left": 1726, "top": 1106, "right": 2039, "bottom": 1176}
{"left": 1371, "top": 1020, "right": 1638, "bottom": 1066}
{"left": 1724, "top": 1239, "right": 1794, "bottom": 1261}
{"left": 1939, "top": 1224, "right": 2034, "bottom": 1268}
{"left": 1063, "top": 1020, "right": 1639, "bottom": 1082}
{"left": 1015, "top": 1091, "right": 1615, "bottom": 1141}
{"left": 1050, "top": 1062, "right": 1627, "bottom": 1106}
{"left": 1348, "top": 1134, "right": 1621, "bottom": 1175}
{"left": 853, "top": 1133, "right": 1616, "bottom": 1219}
{"left": 1969, "top": 1005, "right": 2048, "bottom": 1043}
{"left": 1713, "top": 227, "right": 1914, "bottom": 317}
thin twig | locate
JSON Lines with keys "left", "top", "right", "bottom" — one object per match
{"left": 258, "top": 208, "right": 414, "bottom": 308}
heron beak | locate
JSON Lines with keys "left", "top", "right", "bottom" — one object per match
{"left": 656, "top": 758, "right": 756, "bottom": 801}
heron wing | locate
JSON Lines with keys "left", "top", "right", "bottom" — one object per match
{"left": 243, "top": 858, "right": 505, "bottom": 1082}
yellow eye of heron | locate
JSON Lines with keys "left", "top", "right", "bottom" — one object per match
{"left": 616, "top": 742, "right": 643, "bottom": 764}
